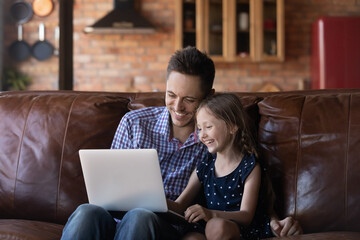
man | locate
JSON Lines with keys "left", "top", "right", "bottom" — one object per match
{"left": 61, "top": 47, "right": 302, "bottom": 239}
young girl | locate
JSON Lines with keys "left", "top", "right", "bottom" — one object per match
{"left": 168, "top": 93, "right": 273, "bottom": 240}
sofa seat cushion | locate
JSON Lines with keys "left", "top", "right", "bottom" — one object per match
{"left": 0, "top": 219, "right": 63, "bottom": 240}
{"left": 266, "top": 232, "right": 360, "bottom": 240}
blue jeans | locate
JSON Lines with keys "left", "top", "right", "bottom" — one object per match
{"left": 61, "top": 204, "right": 182, "bottom": 240}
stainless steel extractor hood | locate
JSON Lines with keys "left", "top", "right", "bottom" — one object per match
{"left": 84, "top": 0, "right": 156, "bottom": 34}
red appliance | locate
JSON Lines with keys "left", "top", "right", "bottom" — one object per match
{"left": 311, "top": 17, "right": 360, "bottom": 89}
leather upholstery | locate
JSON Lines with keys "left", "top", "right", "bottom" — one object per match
{"left": 0, "top": 90, "right": 359, "bottom": 239}
{"left": 258, "top": 93, "right": 360, "bottom": 233}
{"left": 0, "top": 219, "right": 63, "bottom": 240}
{"left": 0, "top": 91, "right": 131, "bottom": 224}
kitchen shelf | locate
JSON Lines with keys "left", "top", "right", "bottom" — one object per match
{"left": 175, "top": 0, "right": 284, "bottom": 62}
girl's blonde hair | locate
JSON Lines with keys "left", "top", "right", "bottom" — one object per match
{"left": 196, "top": 93, "right": 258, "bottom": 157}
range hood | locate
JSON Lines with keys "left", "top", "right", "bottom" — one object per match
{"left": 84, "top": 0, "right": 156, "bottom": 34}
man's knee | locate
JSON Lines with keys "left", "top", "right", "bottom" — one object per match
{"left": 115, "top": 208, "right": 161, "bottom": 239}
{"left": 68, "top": 203, "right": 114, "bottom": 228}
{"left": 123, "top": 208, "right": 158, "bottom": 225}
{"left": 74, "top": 204, "right": 109, "bottom": 220}
{"left": 62, "top": 204, "right": 115, "bottom": 240}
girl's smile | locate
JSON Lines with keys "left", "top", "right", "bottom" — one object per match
{"left": 196, "top": 107, "right": 235, "bottom": 154}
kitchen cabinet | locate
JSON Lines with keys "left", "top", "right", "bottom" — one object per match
{"left": 175, "top": 0, "right": 284, "bottom": 62}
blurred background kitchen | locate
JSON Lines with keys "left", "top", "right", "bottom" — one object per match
{"left": 1, "top": 0, "right": 360, "bottom": 92}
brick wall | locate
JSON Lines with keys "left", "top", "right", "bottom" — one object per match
{"left": 72, "top": 0, "right": 175, "bottom": 92}
{"left": 4, "top": 0, "right": 360, "bottom": 92}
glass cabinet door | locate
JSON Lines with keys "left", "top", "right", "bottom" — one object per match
{"left": 175, "top": 0, "right": 197, "bottom": 50}
{"left": 236, "top": 0, "right": 251, "bottom": 59}
{"left": 205, "top": 0, "right": 223, "bottom": 57}
{"left": 263, "top": 0, "right": 277, "bottom": 56}
{"left": 182, "top": 0, "right": 196, "bottom": 47}
{"left": 257, "top": 0, "right": 284, "bottom": 61}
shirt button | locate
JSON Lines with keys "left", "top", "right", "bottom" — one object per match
{"left": 171, "top": 168, "right": 175, "bottom": 172}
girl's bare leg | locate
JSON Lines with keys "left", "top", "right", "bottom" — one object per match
{"left": 182, "top": 232, "right": 206, "bottom": 240}
{"left": 205, "top": 218, "right": 241, "bottom": 240}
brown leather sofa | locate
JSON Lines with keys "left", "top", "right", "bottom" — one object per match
{"left": 0, "top": 90, "right": 359, "bottom": 240}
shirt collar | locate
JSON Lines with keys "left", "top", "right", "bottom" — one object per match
{"left": 154, "top": 107, "right": 201, "bottom": 147}
{"left": 181, "top": 131, "right": 201, "bottom": 149}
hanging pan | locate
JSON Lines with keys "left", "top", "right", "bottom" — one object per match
{"left": 32, "top": 23, "right": 54, "bottom": 61}
{"left": 10, "top": 0, "right": 33, "bottom": 24}
{"left": 9, "top": 24, "right": 31, "bottom": 62}
{"left": 32, "top": 0, "right": 54, "bottom": 17}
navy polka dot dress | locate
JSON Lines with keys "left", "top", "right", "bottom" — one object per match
{"left": 196, "top": 153, "right": 273, "bottom": 239}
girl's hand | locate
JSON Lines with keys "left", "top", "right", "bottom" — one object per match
{"left": 184, "top": 204, "right": 213, "bottom": 223}
{"left": 270, "top": 216, "right": 303, "bottom": 237}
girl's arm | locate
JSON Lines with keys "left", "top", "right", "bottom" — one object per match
{"left": 184, "top": 163, "right": 261, "bottom": 226}
{"left": 167, "top": 169, "right": 202, "bottom": 215}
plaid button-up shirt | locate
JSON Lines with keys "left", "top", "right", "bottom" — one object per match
{"left": 111, "top": 106, "right": 207, "bottom": 200}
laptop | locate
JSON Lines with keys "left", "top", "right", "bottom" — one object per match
{"left": 79, "top": 149, "right": 190, "bottom": 224}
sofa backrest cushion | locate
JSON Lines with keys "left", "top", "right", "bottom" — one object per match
{"left": 0, "top": 91, "right": 131, "bottom": 224}
{"left": 258, "top": 92, "right": 360, "bottom": 233}
{"left": 127, "top": 92, "right": 165, "bottom": 110}
{"left": 128, "top": 92, "right": 263, "bottom": 137}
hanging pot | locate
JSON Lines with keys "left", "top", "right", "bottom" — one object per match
{"left": 32, "top": 23, "right": 54, "bottom": 61}
{"left": 32, "top": 0, "right": 54, "bottom": 17}
{"left": 10, "top": 0, "right": 33, "bottom": 24}
{"left": 9, "top": 24, "right": 31, "bottom": 62}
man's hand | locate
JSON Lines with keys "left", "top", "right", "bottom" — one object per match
{"left": 270, "top": 216, "right": 303, "bottom": 237}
